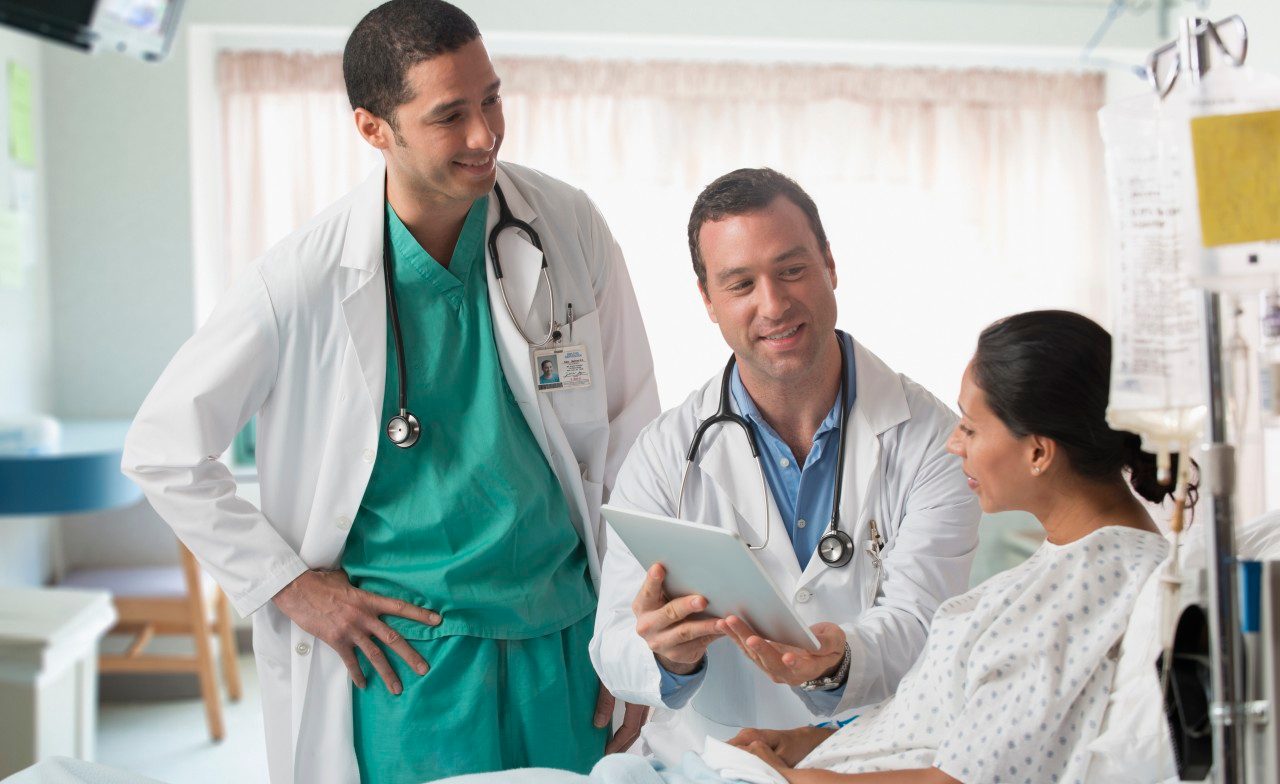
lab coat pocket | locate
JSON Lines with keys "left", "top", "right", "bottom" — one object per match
{"left": 543, "top": 310, "right": 607, "bottom": 426}
{"left": 580, "top": 476, "right": 603, "bottom": 511}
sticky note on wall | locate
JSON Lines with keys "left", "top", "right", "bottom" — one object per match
{"left": 1190, "top": 109, "right": 1280, "bottom": 248}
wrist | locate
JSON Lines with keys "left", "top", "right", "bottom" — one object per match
{"left": 818, "top": 652, "right": 845, "bottom": 680}
{"left": 800, "top": 644, "right": 850, "bottom": 692}
{"left": 657, "top": 653, "right": 703, "bottom": 676}
{"left": 272, "top": 569, "right": 317, "bottom": 607}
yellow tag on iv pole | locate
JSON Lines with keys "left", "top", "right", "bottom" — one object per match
{"left": 1190, "top": 109, "right": 1280, "bottom": 248}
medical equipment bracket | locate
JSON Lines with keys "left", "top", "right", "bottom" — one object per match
{"left": 1144, "top": 15, "right": 1259, "bottom": 784}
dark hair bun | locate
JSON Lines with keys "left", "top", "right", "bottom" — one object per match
{"left": 1120, "top": 433, "right": 1197, "bottom": 507}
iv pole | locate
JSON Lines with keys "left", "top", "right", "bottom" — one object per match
{"left": 1145, "top": 16, "right": 1249, "bottom": 784}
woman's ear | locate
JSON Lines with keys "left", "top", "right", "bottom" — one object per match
{"left": 1028, "top": 434, "right": 1056, "bottom": 476}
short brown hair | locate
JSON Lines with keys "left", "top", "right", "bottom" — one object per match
{"left": 687, "top": 168, "right": 829, "bottom": 288}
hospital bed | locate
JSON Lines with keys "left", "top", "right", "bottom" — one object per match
{"left": 7, "top": 512, "right": 1279, "bottom": 784}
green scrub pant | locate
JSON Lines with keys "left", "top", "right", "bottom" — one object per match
{"left": 352, "top": 611, "right": 607, "bottom": 783}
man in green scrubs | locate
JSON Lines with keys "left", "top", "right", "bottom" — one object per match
{"left": 341, "top": 198, "right": 605, "bottom": 778}
{"left": 262, "top": 1, "right": 657, "bottom": 780}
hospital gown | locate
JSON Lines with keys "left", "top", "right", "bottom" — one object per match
{"left": 799, "top": 525, "right": 1168, "bottom": 782}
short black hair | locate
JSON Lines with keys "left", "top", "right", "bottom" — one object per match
{"left": 971, "top": 310, "right": 1194, "bottom": 506}
{"left": 343, "top": 0, "right": 481, "bottom": 132}
{"left": 687, "top": 168, "right": 829, "bottom": 288}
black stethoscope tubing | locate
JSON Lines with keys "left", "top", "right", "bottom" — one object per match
{"left": 677, "top": 333, "right": 856, "bottom": 568}
{"left": 382, "top": 182, "right": 557, "bottom": 449}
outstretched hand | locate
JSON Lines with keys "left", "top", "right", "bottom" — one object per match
{"left": 718, "top": 617, "right": 847, "bottom": 687}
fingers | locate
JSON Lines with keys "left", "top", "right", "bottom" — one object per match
{"left": 604, "top": 702, "right": 649, "bottom": 754}
{"left": 718, "top": 615, "right": 761, "bottom": 659}
{"left": 369, "top": 620, "right": 429, "bottom": 676}
{"left": 338, "top": 647, "right": 368, "bottom": 690}
{"left": 644, "top": 616, "right": 723, "bottom": 653}
{"left": 745, "top": 636, "right": 788, "bottom": 674}
{"left": 745, "top": 740, "right": 788, "bottom": 772}
{"left": 728, "top": 728, "right": 765, "bottom": 748}
{"left": 719, "top": 616, "right": 788, "bottom": 680}
{"left": 354, "top": 637, "right": 402, "bottom": 695}
{"left": 631, "top": 563, "right": 667, "bottom": 614}
{"left": 637, "top": 595, "right": 711, "bottom": 639}
{"left": 636, "top": 590, "right": 721, "bottom": 667}
{"left": 374, "top": 594, "right": 441, "bottom": 628}
{"left": 593, "top": 683, "right": 615, "bottom": 729}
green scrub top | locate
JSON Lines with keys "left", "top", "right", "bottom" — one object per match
{"left": 341, "top": 197, "right": 595, "bottom": 641}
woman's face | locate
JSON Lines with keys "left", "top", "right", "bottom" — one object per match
{"left": 946, "top": 362, "right": 1037, "bottom": 514}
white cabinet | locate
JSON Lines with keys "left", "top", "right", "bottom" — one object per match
{"left": 0, "top": 587, "right": 116, "bottom": 778}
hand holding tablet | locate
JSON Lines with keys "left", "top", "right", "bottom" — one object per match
{"left": 632, "top": 562, "right": 725, "bottom": 674}
{"left": 602, "top": 505, "right": 821, "bottom": 652}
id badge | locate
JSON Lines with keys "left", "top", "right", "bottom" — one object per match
{"left": 533, "top": 344, "right": 592, "bottom": 391}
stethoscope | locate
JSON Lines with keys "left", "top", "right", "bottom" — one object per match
{"left": 383, "top": 182, "right": 560, "bottom": 449}
{"left": 676, "top": 337, "right": 872, "bottom": 569}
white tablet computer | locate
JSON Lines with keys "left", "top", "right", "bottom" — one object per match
{"left": 601, "top": 504, "right": 820, "bottom": 651}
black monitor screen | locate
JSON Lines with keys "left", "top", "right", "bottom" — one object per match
{"left": 0, "top": 0, "right": 97, "bottom": 49}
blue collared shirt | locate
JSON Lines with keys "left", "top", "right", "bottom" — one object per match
{"left": 658, "top": 331, "right": 857, "bottom": 711}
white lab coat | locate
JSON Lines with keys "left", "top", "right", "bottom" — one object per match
{"left": 121, "top": 162, "right": 659, "bottom": 783}
{"left": 589, "top": 342, "right": 981, "bottom": 764}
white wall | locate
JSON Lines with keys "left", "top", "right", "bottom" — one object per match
{"left": 0, "top": 26, "right": 51, "bottom": 587}
{"left": 41, "top": 0, "right": 1277, "bottom": 571}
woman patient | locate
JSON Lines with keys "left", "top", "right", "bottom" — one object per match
{"left": 727, "top": 310, "right": 1175, "bottom": 783}
{"left": 445, "top": 310, "right": 1177, "bottom": 784}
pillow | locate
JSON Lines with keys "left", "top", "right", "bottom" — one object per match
{"left": 1085, "top": 510, "right": 1280, "bottom": 782}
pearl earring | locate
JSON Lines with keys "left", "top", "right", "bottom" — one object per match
{"left": 1032, "top": 466, "right": 1041, "bottom": 475}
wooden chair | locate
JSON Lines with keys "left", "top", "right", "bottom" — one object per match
{"left": 59, "top": 545, "right": 242, "bottom": 742}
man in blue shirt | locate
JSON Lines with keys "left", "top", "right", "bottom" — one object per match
{"left": 591, "top": 168, "right": 980, "bottom": 761}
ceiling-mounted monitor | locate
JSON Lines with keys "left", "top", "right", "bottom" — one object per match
{"left": 0, "top": 0, "right": 185, "bottom": 62}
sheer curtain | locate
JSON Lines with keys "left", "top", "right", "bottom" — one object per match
{"left": 495, "top": 58, "right": 1108, "bottom": 408}
{"left": 214, "top": 51, "right": 1107, "bottom": 409}
{"left": 217, "top": 51, "right": 378, "bottom": 298}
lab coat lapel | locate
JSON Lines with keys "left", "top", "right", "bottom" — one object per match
{"left": 339, "top": 167, "right": 389, "bottom": 426}
{"left": 693, "top": 378, "right": 803, "bottom": 587}
{"left": 485, "top": 166, "right": 549, "bottom": 452}
{"left": 482, "top": 168, "right": 592, "bottom": 572}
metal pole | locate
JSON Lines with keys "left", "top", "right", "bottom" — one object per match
{"left": 1179, "top": 16, "right": 1245, "bottom": 783}
{"left": 1203, "top": 290, "right": 1244, "bottom": 784}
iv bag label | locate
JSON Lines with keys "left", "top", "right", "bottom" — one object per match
{"left": 1191, "top": 109, "right": 1280, "bottom": 248}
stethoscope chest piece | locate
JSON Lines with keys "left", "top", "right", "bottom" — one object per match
{"left": 387, "top": 412, "right": 421, "bottom": 449}
{"left": 818, "top": 529, "right": 855, "bottom": 568}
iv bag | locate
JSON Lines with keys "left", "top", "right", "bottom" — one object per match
{"left": 1176, "top": 67, "right": 1280, "bottom": 290}
{"left": 1099, "top": 89, "right": 1208, "bottom": 476}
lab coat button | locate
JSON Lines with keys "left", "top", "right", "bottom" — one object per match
{"left": 336, "top": 515, "right": 351, "bottom": 530}
{"left": 295, "top": 642, "right": 311, "bottom": 656}
{"left": 796, "top": 589, "right": 812, "bottom": 604}
{"left": 362, "top": 448, "right": 375, "bottom": 463}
